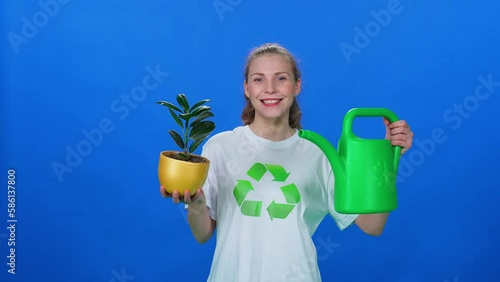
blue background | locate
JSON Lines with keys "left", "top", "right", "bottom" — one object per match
{"left": 1, "top": 0, "right": 499, "bottom": 281}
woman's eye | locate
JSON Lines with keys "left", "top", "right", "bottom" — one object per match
{"left": 253, "top": 77, "right": 263, "bottom": 82}
{"left": 277, "top": 76, "right": 287, "bottom": 81}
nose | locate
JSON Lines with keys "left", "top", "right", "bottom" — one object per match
{"left": 265, "top": 81, "right": 277, "bottom": 94}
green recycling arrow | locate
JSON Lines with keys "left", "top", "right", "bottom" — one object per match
{"left": 234, "top": 163, "right": 300, "bottom": 220}
{"left": 247, "top": 163, "right": 290, "bottom": 182}
{"left": 241, "top": 201, "right": 262, "bottom": 217}
{"left": 280, "top": 183, "right": 300, "bottom": 204}
{"left": 267, "top": 201, "right": 295, "bottom": 220}
{"left": 266, "top": 183, "right": 301, "bottom": 220}
{"left": 233, "top": 180, "right": 262, "bottom": 216}
{"left": 233, "top": 180, "right": 253, "bottom": 206}
{"left": 264, "top": 164, "right": 290, "bottom": 182}
{"left": 247, "top": 163, "right": 267, "bottom": 181}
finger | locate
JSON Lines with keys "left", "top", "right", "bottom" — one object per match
{"left": 389, "top": 120, "right": 408, "bottom": 129}
{"left": 390, "top": 126, "right": 407, "bottom": 135}
{"left": 382, "top": 117, "right": 391, "bottom": 134}
{"left": 391, "top": 139, "right": 408, "bottom": 147}
{"left": 401, "top": 142, "right": 412, "bottom": 154}
{"left": 382, "top": 117, "right": 391, "bottom": 127}
{"left": 192, "top": 188, "right": 205, "bottom": 203}
{"left": 197, "top": 188, "right": 205, "bottom": 197}
{"left": 389, "top": 133, "right": 408, "bottom": 144}
{"left": 389, "top": 133, "right": 407, "bottom": 142}
{"left": 184, "top": 190, "right": 191, "bottom": 204}
{"left": 391, "top": 137, "right": 412, "bottom": 150}
{"left": 172, "top": 190, "right": 181, "bottom": 204}
{"left": 160, "top": 186, "right": 170, "bottom": 198}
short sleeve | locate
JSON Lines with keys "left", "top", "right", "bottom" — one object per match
{"left": 201, "top": 140, "right": 218, "bottom": 221}
{"left": 327, "top": 171, "right": 359, "bottom": 230}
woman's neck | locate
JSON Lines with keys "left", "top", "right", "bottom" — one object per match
{"left": 248, "top": 119, "right": 296, "bottom": 141}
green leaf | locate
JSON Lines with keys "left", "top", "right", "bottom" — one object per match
{"left": 169, "top": 109, "right": 183, "bottom": 129}
{"left": 156, "top": 101, "right": 182, "bottom": 112}
{"left": 189, "top": 139, "right": 205, "bottom": 153}
{"left": 179, "top": 112, "right": 191, "bottom": 121}
{"left": 190, "top": 111, "right": 214, "bottom": 128}
{"left": 190, "top": 106, "right": 211, "bottom": 118}
{"left": 189, "top": 99, "right": 210, "bottom": 112}
{"left": 177, "top": 93, "right": 190, "bottom": 112}
{"left": 178, "top": 152, "right": 189, "bottom": 160}
{"left": 190, "top": 121, "right": 216, "bottom": 141}
{"left": 169, "top": 130, "right": 185, "bottom": 150}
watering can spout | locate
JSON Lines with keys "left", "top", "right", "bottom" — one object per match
{"left": 298, "top": 130, "right": 345, "bottom": 182}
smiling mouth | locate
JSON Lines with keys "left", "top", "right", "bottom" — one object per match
{"left": 261, "top": 99, "right": 282, "bottom": 106}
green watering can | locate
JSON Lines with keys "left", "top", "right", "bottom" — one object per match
{"left": 298, "top": 108, "right": 402, "bottom": 214}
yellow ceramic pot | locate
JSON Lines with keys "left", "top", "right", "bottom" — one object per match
{"left": 158, "top": 151, "right": 210, "bottom": 195}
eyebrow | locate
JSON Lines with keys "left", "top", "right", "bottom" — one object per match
{"left": 250, "top": 72, "right": 290, "bottom": 76}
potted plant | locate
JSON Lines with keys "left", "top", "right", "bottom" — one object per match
{"left": 156, "top": 93, "right": 216, "bottom": 195}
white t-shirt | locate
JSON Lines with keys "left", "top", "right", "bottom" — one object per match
{"left": 201, "top": 126, "right": 358, "bottom": 282}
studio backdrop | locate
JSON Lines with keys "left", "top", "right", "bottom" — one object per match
{"left": 1, "top": 0, "right": 499, "bottom": 281}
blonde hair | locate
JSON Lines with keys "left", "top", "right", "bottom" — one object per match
{"left": 240, "top": 43, "right": 302, "bottom": 129}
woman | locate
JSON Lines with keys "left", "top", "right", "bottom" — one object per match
{"left": 161, "top": 43, "right": 414, "bottom": 281}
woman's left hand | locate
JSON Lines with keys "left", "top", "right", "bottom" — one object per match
{"left": 383, "top": 118, "right": 414, "bottom": 155}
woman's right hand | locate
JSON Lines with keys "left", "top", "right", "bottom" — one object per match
{"left": 160, "top": 185, "right": 214, "bottom": 243}
{"left": 160, "top": 186, "right": 207, "bottom": 207}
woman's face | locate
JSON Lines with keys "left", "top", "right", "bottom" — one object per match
{"left": 244, "top": 54, "right": 301, "bottom": 125}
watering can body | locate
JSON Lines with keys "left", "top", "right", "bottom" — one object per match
{"left": 299, "top": 108, "right": 401, "bottom": 214}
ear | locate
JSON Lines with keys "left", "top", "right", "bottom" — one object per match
{"left": 244, "top": 80, "right": 250, "bottom": 98}
{"left": 294, "top": 78, "right": 301, "bottom": 97}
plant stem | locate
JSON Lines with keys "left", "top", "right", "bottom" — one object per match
{"left": 184, "top": 119, "right": 189, "bottom": 154}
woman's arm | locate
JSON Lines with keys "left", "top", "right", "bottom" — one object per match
{"left": 161, "top": 187, "right": 216, "bottom": 244}
{"left": 186, "top": 189, "right": 216, "bottom": 244}
{"left": 355, "top": 213, "right": 389, "bottom": 236}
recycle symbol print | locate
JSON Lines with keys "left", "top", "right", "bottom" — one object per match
{"left": 232, "top": 163, "right": 301, "bottom": 220}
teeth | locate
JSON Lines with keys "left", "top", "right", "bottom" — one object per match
{"left": 263, "top": 99, "right": 280, "bottom": 104}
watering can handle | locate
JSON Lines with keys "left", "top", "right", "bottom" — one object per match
{"left": 343, "top": 108, "right": 402, "bottom": 169}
